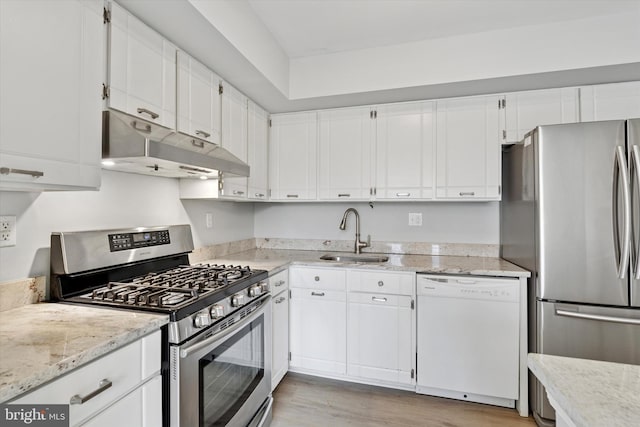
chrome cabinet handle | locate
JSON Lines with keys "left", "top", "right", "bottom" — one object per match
{"left": 70, "top": 379, "right": 112, "bottom": 405}
{"left": 137, "top": 107, "right": 159, "bottom": 119}
{"left": 396, "top": 192, "right": 410, "bottom": 197}
{"left": 192, "top": 140, "right": 205, "bottom": 148}
{"left": 556, "top": 308, "right": 640, "bottom": 326}
{"left": 255, "top": 193, "right": 265, "bottom": 198}
{"left": 377, "top": 281, "right": 384, "bottom": 287}
{"left": 274, "top": 296, "right": 286, "bottom": 304}
{"left": 372, "top": 296, "right": 387, "bottom": 302}
{"left": 195, "top": 130, "right": 211, "bottom": 138}
{"left": 274, "top": 280, "right": 285, "bottom": 287}
{"left": 286, "top": 194, "right": 299, "bottom": 198}
{"left": 338, "top": 193, "right": 351, "bottom": 197}
{"left": 613, "top": 146, "right": 631, "bottom": 279}
{"left": 0, "top": 167, "right": 44, "bottom": 178}
{"left": 131, "top": 121, "right": 152, "bottom": 134}
{"left": 311, "top": 292, "right": 325, "bottom": 297}
{"left": 459, "top": 192, "right": 475, "bottom": 196}
{"left": 632, "top": 145, "right": 640, "bottom": 280}
{"left": 233, "top": 190, "right": 245, "bottom": 195}
{"left": 314, "top": 276, "right": 320, "bottom": 281}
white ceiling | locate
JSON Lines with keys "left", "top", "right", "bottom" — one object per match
{"left": 247, "top": 0, "right": 637, "bottom": 58}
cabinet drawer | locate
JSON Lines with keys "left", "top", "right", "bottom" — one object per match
{"left": 11, "top": 331, "right": 161, "bottom": 425}
{"left": 347, "top": 270, "right": 414, "bottom": 295}
{"left": 347, "top": 292, "right": 412, "bottom": 308}
{"left": 269, "top": 269, "right": 289, "bottom": 292}
{"left": 290, "top": 267, "right": 346, "bottom": 291}
{"left": 290, "top": 288, "right": 346, "bottom": 303}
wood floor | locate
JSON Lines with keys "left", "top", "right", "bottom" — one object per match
{"left": 271, "top": 373, "right": 537, "bottom": 427}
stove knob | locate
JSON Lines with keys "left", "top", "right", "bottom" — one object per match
{"left": 260, "top": 281, "right": 270, "bottom": 293}
{"left": 194, "top": 311, "right": 212, "bottom": 328}
{"left": 231, "top": 294, "right": 245, "bottom": 307}
{"left": 248, "top": 284, "right": 262, "bottom": 297}
{"left": 210, "top": 304, "right": 224, "bottom": 319}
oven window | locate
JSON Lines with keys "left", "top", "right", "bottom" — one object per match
{"left": 199, "top": 316, "right": 264, "bottom": 427}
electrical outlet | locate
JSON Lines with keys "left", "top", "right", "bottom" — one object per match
{"left": 0, "top": 216, "right": 17, "bottom": 247}
{"left": 205, "top": 213, "right": 213, "bottom": 229}
{"left": 408, "top": 213, "right": 422, "bottom": 226}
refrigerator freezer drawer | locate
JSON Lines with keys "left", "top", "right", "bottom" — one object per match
{"left": 533, "top": 301, "right": 640, "bottom": 421}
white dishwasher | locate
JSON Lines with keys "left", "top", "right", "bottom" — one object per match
{"left": 416, "top": 274, "right": 520, "bottom": 408}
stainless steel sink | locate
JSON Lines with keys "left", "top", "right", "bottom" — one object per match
{"left": 319, "top": 254, "right": 389, "bottom": 263}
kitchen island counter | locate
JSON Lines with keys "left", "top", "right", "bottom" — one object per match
{"left": 195, "top": 248, "right": 530, "bottom": 278}
{"left": 528, "top": 353, "right": 640, "bottom": 427}
{"left": 0, "top": 303, "right": 168, "bottom": 403}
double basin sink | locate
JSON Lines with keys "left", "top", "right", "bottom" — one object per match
{"left": 319, "top": 254, "right": 389, "bottom": 263}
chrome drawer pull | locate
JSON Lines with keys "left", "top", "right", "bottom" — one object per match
{"left": 338, "top": 193, "right": 351, "bottom": 197}
{"left": 396, "top": 192, "right": 410, "bottom": 197}
{"left": 311, "top": 292, "right": 325, "bottom": 297}
{"left": 274, "top": 280, "right": 285, "bottom": 287}
{"left": 314, "top": 276, "right": 320, "bottom": 281}
{"left": 372, "top": 296, "right": 387, "bottom": 302}
{"left": 131, "top": 121, "right": 152, "bottom": 134}
{"left": 195, "top": 130, "right": 211, "bottom": 138}
{"left": 192, "top": 139, "right": 205, "bottom": 148}
{"left": 255, "top": 193, "right": 265, "bottom": 198}
{"left": 0, "top": 167, "right": 44, "bottom": 178}
{"left": 275, "top": 296, "right": 286, "bottom": 304}
{"left": 459, "top": 191, "right": 475, "bottom": 196}
{"left": 70, "top": 379, "right": 112, "bottom": 405}
{"left": 377, "top": 281, "right": 384, "bottom": 287}
{"left": 286, "top": 194, "right": 299, "bottom": 198}
{"left": 233, "top": 190, "right": 245, "bottom": 195}
{"left": 137, "top": 107, "right": 159, "bottom": 119}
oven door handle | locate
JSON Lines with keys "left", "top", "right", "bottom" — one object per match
{"left": 180, "top": 295, "right": 270, "bottom": 359}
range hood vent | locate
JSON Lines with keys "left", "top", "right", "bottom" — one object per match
{"left": 101, "top": 110, "right": 249, "bottom": 178}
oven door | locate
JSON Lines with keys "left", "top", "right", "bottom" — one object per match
{"left": 171, "top": 295, "right": 272, "bottom": 427}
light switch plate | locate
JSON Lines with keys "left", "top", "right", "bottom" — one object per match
{"left": 408, "top": 213, "right": 422, "bottom": 226}
{"left": 0, "top": 216, "right": 17, "bottom": 247}
{"left": 205, "top": 213, "right": 213, "bottom": 229}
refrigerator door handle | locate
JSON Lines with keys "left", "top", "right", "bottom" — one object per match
{"left": 632, "top": 145, "right": 640, "bottom": 280}
{"left": 555, "top": 308, "right": 640, "bottom": 326}
{"left": 612, "top": 146, "right": 631, "bottom": 279}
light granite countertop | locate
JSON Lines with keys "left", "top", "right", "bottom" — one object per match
{"left": 528, "top": 354, "right": 640, "bottom": 427}
{"left": 0, "top": 303, "right": 168, "bottom": 403}
{"left": 196, "top": 248, "right": 530, "bottom": 278}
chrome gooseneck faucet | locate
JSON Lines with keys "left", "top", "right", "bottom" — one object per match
{"left": 339, "top": 208, "right": 370, "bottom": 254}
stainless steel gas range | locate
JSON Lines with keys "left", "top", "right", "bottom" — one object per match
{"left": 50, "top": 225, "right": 273, "bottom": 427}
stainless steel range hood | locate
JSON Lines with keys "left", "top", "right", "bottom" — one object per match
{"left": 101, "top": 110, "right": 249, "bottom": 178}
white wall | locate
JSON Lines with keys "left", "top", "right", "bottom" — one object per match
{"left": 0, "top": 170, "right": 254, "bottom": 283}
{"left": 254, "top": 202, "right": 499, "bottom": 244}
{"left": 290, "top": 11, "right": 640, "bottom": 99}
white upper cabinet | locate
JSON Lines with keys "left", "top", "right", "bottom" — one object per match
{"left": 375, "top": 102, "right": 436, "bottom": 200}
{"left": 318, "top": 107, "right": 374, "bottom": 200}
{"left": 220, "top": 82, "right": 248, "bottom": 199}
{"left": 436, "top": 95, "right": 503, "bottom": 200}
{"left": 269, "top": 112, "right": 318, "bottom": 201}
{"left": 247, "top": 101, "right": 269, "bottom": 200}
{"left": 108, "top": 1, "right": 176, "bottom": 129}
{"left": 176, "top": 51, "right": 221, "bottom": 144}
{"left": 579, "top": 81, "right": 640, "bottom": 121}
{"left": 0, "top": 0, "right": 103, "bottom": 191}
{"left": 504, "top": 88, "right": 579, "bottom": 143}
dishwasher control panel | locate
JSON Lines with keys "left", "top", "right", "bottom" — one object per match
{"left": 417, "top": 274, "right": 519, "bottom": 302}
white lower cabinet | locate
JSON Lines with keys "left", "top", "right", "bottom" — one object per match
{"left": 289, "top": 267, "right": 347, "bottom": 374}
{"left": 270, "top": 270, "right": 290, "bottom": 391}
{"left": 10, "top": 331, "right": 161, "bottom": 427}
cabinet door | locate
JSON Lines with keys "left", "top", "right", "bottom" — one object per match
{"left": 177, "top": 51, "right": 221, "bottom": 144}
{"left": 436, "top": 95, "right": 503, "bottom": 200}
{"left": 289, "top": 288, "right": 346, "bottom": 374}
{"left": 580, "top": 81, "right": 640, "bottom": 121}
{"left": 347, "top": 292, "right": 414, "bottom": 384}
{"left": 0, "top": 0, "right": 102, "bottom": 191}
{"left": 505, "top": 88, "right": 579, "bottom": 143}
{"left": 318, "top": 107, "right": 373, "bottom": 200}
{"left": 220, "top": 83, "right": 248, "bottom": 198}
{"left": 271, "top": 289, "right": 289, "bottom": 391}
{"left": 269, "top": 112, "right": 318, "bottom": 200}
{"left": 108, "top": 2, "right": 176, "bottom": 129}
{"left": 248, "top": 101, "right": 269, "bottom": 200}
{"left": 375, "top": 101, "right": 436, "bottom": 200}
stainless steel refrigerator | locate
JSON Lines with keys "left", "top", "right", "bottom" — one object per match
{"left": 501, "top": 119, "right": 640, "bottom": 426}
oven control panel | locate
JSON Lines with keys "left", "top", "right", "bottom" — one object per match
{"left": 108, "top": 230, "right": 171, "bottom": 252}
